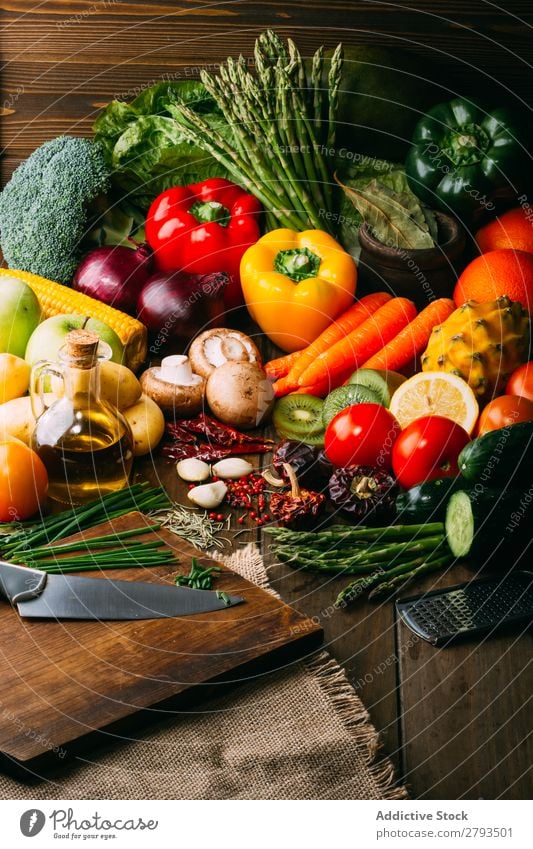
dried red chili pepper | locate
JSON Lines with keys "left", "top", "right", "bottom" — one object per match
{"left": 163, "top": 413, "right": 273, "bottom": 462}
{"left": 161, "top": 443, "right": 270, "bottom": 462}
{"left": 176, "top": 414, "right": 274, "bottom": 447}
{"left": 328, "top": 465, "right": 398, "bottom": 522}
{"left": 270, "top": 463, "right": 326, "bottom": 530}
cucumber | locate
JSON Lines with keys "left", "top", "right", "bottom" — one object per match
{"left": 458, "top": 421, "right": 533, "bottom": 486}
{"left": 445, "top": 487, "right": 531, "bottom": 562}
{"left": 396, "top": 477, "right": 464, "bottom": 524}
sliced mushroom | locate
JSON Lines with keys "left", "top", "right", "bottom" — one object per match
{"left": 139, "top": 355, "right": 205, "bottom": 419}
{"left": 189, "top": 328, "right": 262, "bottom": 379}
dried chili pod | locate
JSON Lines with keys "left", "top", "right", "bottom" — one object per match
{"left": 272, "top": 440, "right": 333, "bottom": 490}
{"left": 270, "top": 463, "right": 326, "bottom": 530}
{"left": 328, "top": 465, "right": 398, "bottom": 523}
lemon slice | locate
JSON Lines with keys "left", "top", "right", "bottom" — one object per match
{"left": 389, "top": 371, "right": 479, "bottom": 433}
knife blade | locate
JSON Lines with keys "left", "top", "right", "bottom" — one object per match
{"left": 0, "top": 559, "right": 244, "bottom": 620}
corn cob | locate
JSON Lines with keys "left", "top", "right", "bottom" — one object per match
{"left": 0, "top": 268, "right": 147, "bottom": 371}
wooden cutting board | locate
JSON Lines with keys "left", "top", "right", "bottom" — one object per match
{"left": 0, "top": 512, "right": 322, "bottom": 769}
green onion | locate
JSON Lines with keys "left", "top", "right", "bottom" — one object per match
{"left": 0, "top": 484, "right": 171, "bottom": 557}
{"left": 175, "top": 557, "right": 222, "bottom": 590}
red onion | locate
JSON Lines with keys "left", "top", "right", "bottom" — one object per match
{"left": 137, "top": 270, "right": 228, "bottom": 348}
{"left": 73, "top": 243, "right": 152, "bottom": 314}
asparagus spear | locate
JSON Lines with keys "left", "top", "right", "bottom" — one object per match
{"left": 336, "top": 550, "right": 451, "bottom": 606}
{"left": 311, "top": 45, "right": 325, "bottom": 136}
{"left": 367, "top": 555, "right": 453, "bottom": 600}
{"left": 327, "top": 43, "right": 344, "bottom": 151}
{"left": 266, "top": 523, "right": 445, "bottom": 545}
{"left": 272, "top": 535, "right": 446, "bottom": 574}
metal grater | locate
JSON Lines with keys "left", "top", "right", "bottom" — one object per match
{"left": 396, "top": 571, "right": 533, "bottom": 647}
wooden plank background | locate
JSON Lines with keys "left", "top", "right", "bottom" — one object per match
{"left": 1, "top": 0, "right": 533, "bottom": 800}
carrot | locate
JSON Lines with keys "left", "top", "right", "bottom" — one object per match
{"left": 299, "top": 297, "right": 417, "bottom": 388}
{"left": 272, "top": 375, "right": 298, "bottom": 397}
{"left": 361, "top": 298, "right": 456, "bottom": 371}
{"left": 265, "top": 350, "right": 303, "bottom": 381}
{"left": 289, "top": 292, "right": 392, "bottom": 386}
{"left": 294, "top": 369, "right": 355, "bottom": 398}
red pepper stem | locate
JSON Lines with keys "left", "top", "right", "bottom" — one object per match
{"left": 282, "top": 463, "right": 301, "bottom": 498}
{"left": 189, "top": 200, "right": 230, "bottom": 227}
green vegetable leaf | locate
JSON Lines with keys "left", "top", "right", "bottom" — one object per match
{"left": 92, "top": 81, "right": 230, "bottom": 209}
{"left": 335, "top": 173, "right": 437, "bottom": 250}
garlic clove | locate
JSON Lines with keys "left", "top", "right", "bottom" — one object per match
{"left": 187, "top": 480, "right": 227, "bottom": 509}
{"left": 176, "top": 458, "right": 211, "bottom": 482}
{"left": 211, "top": 458, "right": 254, "bottom": 479}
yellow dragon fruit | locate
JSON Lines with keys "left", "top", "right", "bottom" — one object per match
{"left": 421, "top": 296, "right": 530, "bottom": 400}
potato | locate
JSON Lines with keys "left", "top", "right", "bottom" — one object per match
{"left": 0, "top": 395, "right": 37, "bottom": 445}
{"left": 123, "top": 394, "right": 165, "bottom": 457}
{"left": 99, "top": 361, "right": 142, "bottom": 410}
{"left": 50, "top": 360, "right": 142, "bottom": 410}
{"left": 0, "top": 353, "right": 31, "bottom": 404}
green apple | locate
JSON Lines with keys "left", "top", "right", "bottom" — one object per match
{"left": 0, "top": 275, "right": 41, "bottom": 357}
{"left": 25, "top": 314, "right": 124, "bottom": 367}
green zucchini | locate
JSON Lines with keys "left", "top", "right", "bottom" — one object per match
{"left": 458, "top": 421, "right": 533, "bottom": 486}
{"left": 396, "top": 477, "right": 464, "bottom": 524}
{"left": 445, "top": 487, "right": 531, "bottom": 561}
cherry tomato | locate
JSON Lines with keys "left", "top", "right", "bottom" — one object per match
{"left": 506, "top": 362, "right": 533, "bottom": 402}
{"left": 391, "top": 415, "right": 470, "bottom": 489}
{"left": 324, "top": 403, "right": 400, "bottom": 470}
{"left": 476, "top": 395, "right": 533, "bottom": 436}
{"left": 0, "top": 441, "right": 48, "bottom": 522}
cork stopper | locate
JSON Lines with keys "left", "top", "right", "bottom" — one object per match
{"left": 65, "top": 329, "right": 100, "bottom": 369}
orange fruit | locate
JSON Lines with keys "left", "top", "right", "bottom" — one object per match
{"left": 389, "top": 371, "right": 479, "bottom": 434}
{"left": 453, "top": 249, "right": 533, "bottom": 313}
{"left": 476, "top": 207, "right": 533, "bottom": 254}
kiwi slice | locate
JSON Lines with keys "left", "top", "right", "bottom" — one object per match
{"left": 348, "top": 368, "right": 406, "bottom": 407}
{"left": 272, "top": 394, "right": 325, "bottom": 442}
{"left": 322, "top": 384, "right": 381, "bottom": 427}
{"left": 276, "top": 427, "right": 325, "bottom": 447}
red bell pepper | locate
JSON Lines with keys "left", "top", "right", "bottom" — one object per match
{"left": 145, "top": 178, "right": 262, "bottom": 311}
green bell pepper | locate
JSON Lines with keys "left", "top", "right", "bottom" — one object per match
{"left": 405, "top": 98, "right": 529, "bottom": 223}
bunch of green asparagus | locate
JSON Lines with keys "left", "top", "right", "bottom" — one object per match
{"left": 168, "top": 30, "right": 343, "bottom": 231}
{"left": 267, "top": 523, "right": 453, "bottom": 604}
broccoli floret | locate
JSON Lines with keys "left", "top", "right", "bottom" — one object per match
{"left": 0, "top": 136, "right": 111, "bottom": 284}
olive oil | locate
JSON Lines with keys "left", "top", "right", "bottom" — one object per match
{"left": 31, "top": 329, "right": 134, "bottom": 505}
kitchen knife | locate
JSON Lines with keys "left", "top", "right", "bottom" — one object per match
{"left": 0, "top": 559, "right": 244, "bottom": 620}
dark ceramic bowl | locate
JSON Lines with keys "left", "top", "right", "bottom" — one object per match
{"left": 358, "top": 211, "right": 467, "bottom": 309}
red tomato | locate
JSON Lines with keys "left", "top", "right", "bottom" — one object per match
{"left": 476, "top": 395, "right": 533, "bottom": 436}
{"left": 324, "top": 403, "right": 400, "bottom": 470}
{"left": 0, "top": 441, "right": 48, "bottom": 522}
{"left": 506, "top": 362, "right": 533, "bottom": 402}
{"left": 391, "top": 415, "right": 470, "bottom": 489}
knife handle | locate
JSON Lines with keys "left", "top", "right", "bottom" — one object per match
{"left": 0, "top": 560, "right": 47, "bottom": 605}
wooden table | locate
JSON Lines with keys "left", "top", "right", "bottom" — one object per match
{"left": 1, "top": 0, "right": 532, "bottom": 800}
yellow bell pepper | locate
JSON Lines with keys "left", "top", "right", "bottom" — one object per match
{"left": 240, "top": 229, "right": 357, "bottom": 352}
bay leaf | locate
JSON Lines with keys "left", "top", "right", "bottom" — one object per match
{"left": 335, "top": 173, "right": 437, "bottom": 251}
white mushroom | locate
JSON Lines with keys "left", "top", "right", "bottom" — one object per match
{"left": 206, "top": 361, "right": 274, "bottom": 430}
{"left": 139, "top": 355, "right": 205, "bottom": 418}
{"left": 189, "top": 328, "right": 262, "bottom": 379}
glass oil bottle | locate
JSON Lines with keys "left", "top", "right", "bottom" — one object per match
{"left": 31, "top": 329, "right": 134, "bottom": 505}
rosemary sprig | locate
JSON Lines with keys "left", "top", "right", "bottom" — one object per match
{"left": 150, "top": 504, "right": 228, "bottom": 550}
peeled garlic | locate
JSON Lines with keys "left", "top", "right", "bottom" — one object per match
{"left": 176, "top": 458, "right": 211, "bottom": 482}
{"left": 211, "top": 458, "right": 253, "bottom": 479}
{"left": 187, "top": 480, "right": 227, "bottom": 509}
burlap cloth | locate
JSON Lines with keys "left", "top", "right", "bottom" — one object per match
{"left": 0, "top": 545, "right": 407, "bottom": 800}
